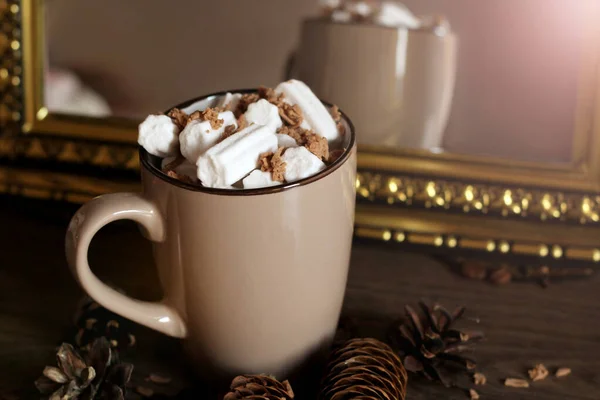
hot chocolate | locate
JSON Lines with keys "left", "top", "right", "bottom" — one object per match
{"left": 137, "top": 80, "right": 346, "bottom": 189}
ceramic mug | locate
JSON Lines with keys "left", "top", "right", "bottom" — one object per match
{"left": 289, "top": 18, "right": 457, "bottom": 149}
{"left": 65, "top": 90, "right": 357, "bottom": 386}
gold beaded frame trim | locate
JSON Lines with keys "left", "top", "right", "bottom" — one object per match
{"left": 356, "top": 171, "right": 600, "bottom": 225}
{"left": 355, "top": 205, "right": 600, "bottom": 264}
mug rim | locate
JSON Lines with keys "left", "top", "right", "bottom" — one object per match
{"left": 139, "top": 88, "right": 356, "bottom": 196}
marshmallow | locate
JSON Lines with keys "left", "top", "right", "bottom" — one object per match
{"left": 331, "top": 9, "right": 352, "bottom": 23}
{"left": 217, "top": 92, "right": 243, "bottom": 110}
{"left": 244, "top": 99, "right": 283, "bottom": 131}
{"left": 281, "top": 146, "right": 326, "bottom": 183}
{"left": 197, "top": 124, "right": 277, "bottom": 188}
{"left": 138, "top": 115, "right": 180, "bottom": 157}
{"left": 320, "top": 0, "right": 341, "bottom": 8}
{"left": 346, "top": 1, "right": 372, "bottom": 17}
{"left": 179, "top": 111, "right": 237, "bottom": 164}
{"left": 242, "top": 169, "right": 281, "bottom": 189}
{"left": 275, "top": 80, "right": 339, "bottom": 142}
{"left": 181, "top": 100, "right": 205, "bottom": 115}
{"left": 161, "top": 157, "right": 199, "bottom": 182}
{"left": 276, "top": 133, "right": 299, "bottom": 148}
{"left": 375, "top": 2, "right": 421, "bottom": 29}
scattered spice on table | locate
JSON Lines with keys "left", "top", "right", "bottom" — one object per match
{"left": 528, "top": 363, "right": 549, "bottom": 381}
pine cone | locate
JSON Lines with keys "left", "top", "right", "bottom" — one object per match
{"left": 318, "top": 338, "right": 408, "bottom": 400}
{"left": 35, "top": 337, "right": 133, "bottom": 400}
{"left": 390, "top": 302, "right": 484, "bottom": 387}
{"left": 224, "top": 375, "right": 295, "bottom": 400}
{"left": 73, "top": 296, "right": 136, "bottom": 353}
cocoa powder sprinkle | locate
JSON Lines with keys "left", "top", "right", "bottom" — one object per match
{"left": 168, "top": 108, "right": 188, "bottom": 130}
{"left": 278, "top": 103, "right": 304, "bottom": 127}
{"left": 258, "top": 147, "right": 287, "bottom": 182}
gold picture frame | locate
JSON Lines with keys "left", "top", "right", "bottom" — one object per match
{"left": 1, "top": 0, "right": 600, "bottom": 263}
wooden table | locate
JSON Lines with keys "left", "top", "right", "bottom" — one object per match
{"left": 1, "top": 195, "right": 599, "bottom": 399}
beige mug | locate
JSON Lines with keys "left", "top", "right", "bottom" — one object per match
{"left": 65, "top": 90, "right": 357, "bottom": 389}
{"left": 290, "top": 18, "right": 457, "bottom": 149}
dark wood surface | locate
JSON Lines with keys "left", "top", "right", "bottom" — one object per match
{"left": 1, "top": 195, "right": 600, "bottom": 399}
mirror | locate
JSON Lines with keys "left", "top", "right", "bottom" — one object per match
{"left": 42, "top": 0, "right": 598, "bottom": 166}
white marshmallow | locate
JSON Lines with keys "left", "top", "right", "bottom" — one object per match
{"left": 161, "top": 157, "right": 199, "bottom": 182}
{"left": 181, "top": 99, "right": 206, "bottom": 115}
{"left": 242, "top": 169, "right": 281, "bottom": 189}
{"left": 346, "top": 1, "right": 372, "bottom": 17}
{"left": 320, "top": 0, "right": 341, "bottom": 8}
{"left": 217, "top": 92, "right": 243, "bottom": 110}
{"left": 331, "top": 9, "right": 352, "bottom": 23}
{"left": 197, "top": 124, "right": 277, "bottom": 188}
{"left": 276, "top": 133, "right": 299, "bottom": 148}
{"left": 281, "top": 146, "right": 326, "bottom": 183}
{"left": 244, "top": 99, "right": 283, "bottom": 131}
{"left": 275, "top": 80, "right": 339, "bottom": 142}
{"left": 375, "top": 2, "right": 421, "bottom": 29}
{"left": 179, "top": 111, "right": 237, "bottom": 164}
{"left": 138, "top": 115, "right": 180, "bottom": 157}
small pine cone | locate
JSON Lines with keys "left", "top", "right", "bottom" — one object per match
{"left": 224, "top": 375, "right": 294, "bottom": 400}
{"left": 318, "top": 338, "right": 408, "bottom": 400}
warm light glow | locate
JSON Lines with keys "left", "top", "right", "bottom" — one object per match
{"left": 447, "top": 236, "right": 457, "bottom": 248}
{"left": 158, "top": 317, "right": 171, "bottom": 323}
{"left": 387, "top": 197, "right": 394, "bottom": 205}
{"left": 582, "top": 201, "right": 591, "bottom": 214}
{"left": 355, "top": 178, "right": 361, "bottom": 189}
{"left": 552, "top": 245, "right": 563, "bottom": 259}
{"left": 435, "top": 197, "right": 445, "bottom": 206}
{"left": 398, "top": 193, "right": 407, "bottom": 201}
{"left": 522, "top": 198, "right": 529, "bottom": 209}
{"left": 503, "top": 190, "right": 513, "bottom": 206}
{"left": 382, "top": 231, "right": 392, "bottom": 241}
{"left": 474, "top": 201, "right": 483, "bottom": 210}
{"left": 542, "top": 195, "right": 552, "bottom": 210}
{"left": 10, "top": 40, "right": 20, "bottom": 50}
{"left": 10, "top": 4, "right": 19, "bottom": 13}
{"left": 512, "top": 205, "right": 521, "bottom": 214}
{"left": 434, "top": 236, "right": 443, "bottom": 247}
{"left": 499, "top": 241, "right": 510, "bottom": 253}
{"left": 426, "top": 182, "right": 436, "bottom": 198}
{"left": 593, "top": 249, "right": 600, "bottom": 262}
{"left": 36, "top": 107, "right": 48, "bottom": 120}
{"left": 486, "top": 241, "right": 496, "bottom": 252}
{"left": 395, "top": 232, "right": 406, "bottom": 242}
{"left": 539, "top": 245, "right": 549, "bottom": 257}
{"left": 464, "top": 186, "right": 474, "bottom": 202}
{"left": 388, "top": 180, "right": 398, "bottom": 193}
{"left": 552, "top": 210, "right": 560, "bottom": 218}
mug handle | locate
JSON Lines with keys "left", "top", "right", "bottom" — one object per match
{"left": 65, "top": 192, "right": 187, "bottom": 339}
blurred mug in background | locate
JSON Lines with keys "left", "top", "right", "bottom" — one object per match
{"left": 288, "top": 14, "right": 457, "bottom": 150}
